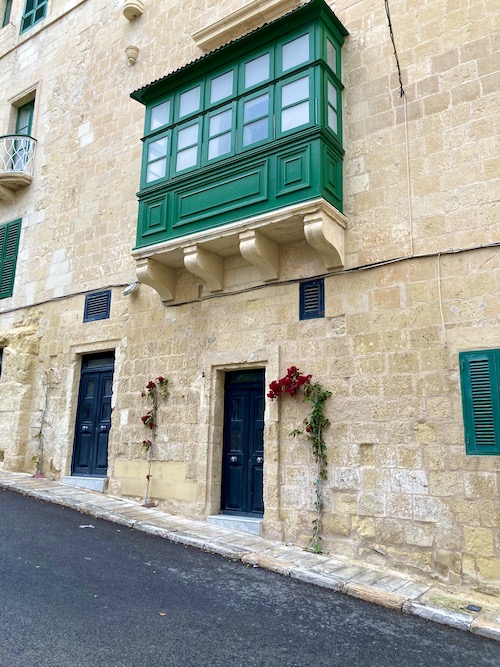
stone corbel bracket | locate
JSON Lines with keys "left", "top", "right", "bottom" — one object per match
{"left": 183, "top": 244, "right": 224, "bottom": 292}
{"left": 239, "top": 229, "right": 279, "bottom": 282}
{"left": 136, "top": 257, "right": 176, "bottom": 302}
{"left": 304, "top": 205, "right": 346, "bottom": 270}
{"left": 0, "top": 184, "right": 15, "bottom": 204}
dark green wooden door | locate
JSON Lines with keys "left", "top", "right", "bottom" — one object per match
{"left": 222, "top": 370, "right": 265, "bottom": 516}
{"left": 72, "top": 353, "right": 114, "bottom": 477}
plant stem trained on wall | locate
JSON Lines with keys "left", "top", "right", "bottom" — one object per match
{"left": 140, "top": 376, "right": 169, "bottom": 506}
{"left": 268, "top": 367, "right": 332, "bottom": 553}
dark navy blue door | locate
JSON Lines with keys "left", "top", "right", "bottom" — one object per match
{"left": 72, "top": 353, "right": 114, "bottom": 477}
{"left": 222, "top": 370, "right": 265, "bottom": 516}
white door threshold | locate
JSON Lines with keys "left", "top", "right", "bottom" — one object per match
{"left": 206, "top": 514, "right": 262, "bottom": 535}
{"left": 61, "top": 476, "right": 108, "bottom": 493}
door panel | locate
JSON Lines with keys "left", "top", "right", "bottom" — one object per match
{"left": 222, "top": 370, "right": 265, "bottom": 516}
{"left": 72, "top": 357, "right": 114, "bottom": 477}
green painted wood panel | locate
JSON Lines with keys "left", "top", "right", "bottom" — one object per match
{"left": 0, "top": 219, "right": 22, "bottom": 299}
{"left": 135, "top": 134, "right": 341, "bottom": 247}
{"left": 459, "top": 350, "right": 500, "bottom": 455}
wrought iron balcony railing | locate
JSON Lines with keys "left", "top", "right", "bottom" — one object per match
{"left": 0, "top": 135, "right": 37, "bottom": 194}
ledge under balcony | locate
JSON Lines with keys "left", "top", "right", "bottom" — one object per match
{"left": 132, "top": 198, "right": 347, "bottom": 303}
{"left": 0, "top": 135, "right": 37, "bottom": 203}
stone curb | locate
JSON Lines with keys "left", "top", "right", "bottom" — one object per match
{"left": 344, "top": 582, "right": 405, "bottom": 610}
{"left": 2, "top": 475, "right": 500, "bottom": 642}
{"left": 403, "top": 601, "right": 473, "bottom": 632}
{"left": 470, "top": 617, "right": 500, "bottom": 642}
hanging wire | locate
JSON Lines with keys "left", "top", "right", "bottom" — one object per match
{"left": 385, "top": 0, "right": 414, "bottom": 254}
{"left": 437, "top": 253, "right": 448, "bottom": 348}
{"left": 385, "top": 0, "right": 405, "bottom": 98}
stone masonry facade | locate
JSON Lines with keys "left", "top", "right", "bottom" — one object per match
{"left": 0, "top": 0, "right": 499, "bottom": 593}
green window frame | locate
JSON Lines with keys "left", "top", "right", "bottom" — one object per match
{"left": 173, "top": 119, "right": 201, "bottom": 174}
{"left": 2, "top": 0, "right": 12, "bottom": 27}
{"left": 207, "top": 68, "right": 235, "bottom": 107}
{"left": 239, "top": 87, "right": 272, "bottom": 150}
{"left": 20, "top": 0, "right": 48, "bottom": 34}
{"left": 459, "top": 349, "right": 500, "bottom": 455}
{"left": 205, "top": 103, "right": 236, "bottom": 163}
{"left": 276, "top": 30, "right": 312, "bottom": 74}
{"left": 276, "top": 70, "right": 314, "bottom": 137}
{"left": 16, "top": 99, "right": 34, "bottom": 136}
{"left": 0, "top": 219, "right": 22, "bottom": 299}
{"left": 144, "top": 132, "right": 170, "bottom": 184}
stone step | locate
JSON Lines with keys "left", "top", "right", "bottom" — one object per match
{"left": 206, "top": 514, "right": 262, "bottom": 535}
{"left": 61, "top": 476, "right": 107, "bottom": 493}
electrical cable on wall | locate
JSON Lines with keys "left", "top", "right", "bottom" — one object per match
{"left": 385, "top": 0, "right": 414, "bottom": 256}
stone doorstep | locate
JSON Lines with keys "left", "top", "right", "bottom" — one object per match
{"left": 61, "top": 476, "right": 108, "bottom": 493}
{"left": 206, "top": 514, "right": 262, "bottom": 535}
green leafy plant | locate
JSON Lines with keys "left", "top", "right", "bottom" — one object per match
{"left": 140, "top": 376, "right": 169, "bottom": 506}
{"left": 269, "top": 366, "right": 331, "bottom": 553}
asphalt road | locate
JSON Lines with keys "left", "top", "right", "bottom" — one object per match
{"left": 0, "top": 488, "right": 499, "bottom": 667}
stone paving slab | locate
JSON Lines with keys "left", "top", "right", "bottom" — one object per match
{"left": 1, "top": 470, "right": 499, "bottom": 642}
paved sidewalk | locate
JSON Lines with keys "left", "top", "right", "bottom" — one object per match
{"left": 2, "top": 469, "right": 500, "bottom": 642}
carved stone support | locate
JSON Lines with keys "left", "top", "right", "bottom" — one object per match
{"left": 239, "top": 229, "right": 279, "bottom": 282}
{"left": 0, "top": 184, "right": 15, "bottom": 204}
{"left": 303, "top": 207, "right": 346, "bottom": 270}
{"left": 183, "top": 244, "right": 223, "bottom": 292}
{"left": 136, "top": 257, "right": 176, "bottom": 302}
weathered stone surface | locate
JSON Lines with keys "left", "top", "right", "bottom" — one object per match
{"left": 0, "top": 0, "right": 499, "bottom": 595}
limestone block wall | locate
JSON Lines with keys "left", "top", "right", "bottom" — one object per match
{"left": 0, "top": 0, "right": 498, "bottom": 593}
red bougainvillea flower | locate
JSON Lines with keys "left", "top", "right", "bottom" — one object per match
{"left": 268, "top": 367, "right": 312, "bottom": 400}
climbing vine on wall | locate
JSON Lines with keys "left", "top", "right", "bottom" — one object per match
{"left": 140, "top": 376, "right": 169, "bottom": 506}
{"left": 268, "top": 366, "right": 332, "bottom": 553}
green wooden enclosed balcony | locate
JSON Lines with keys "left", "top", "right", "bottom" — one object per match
{"left": 131, "top": 0, "right": 348, "bottom": 301}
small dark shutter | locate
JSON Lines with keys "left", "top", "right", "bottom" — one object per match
{"left": 459, "top": 350, "right": 500, "bottom": 455}
{"left": 300, "top": 279, "right": 324, "bottom": 320}
{"left": 84, "top": 290, "right": 111, "bottom": 322}
{"left": 0, "top": 219, "right": 22, "bottom": 299}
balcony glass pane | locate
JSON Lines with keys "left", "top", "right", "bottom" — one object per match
{"left": 178, "top": 123, "right": 199, "bottom": 149}
{"left": 243, "top": 94, "right": 269, "bottom": 122}
{"left": 282, "top": 34, "right": 309, "bottom": 71}
{"left": 176, "top": 147, "right": 197, "bottom": 171}
{"left": 208, "top": 133, "right": 231, "bottom": 159}
{"left": 244, "top": 53, "right": 270, "bottom": 88}
{"left": 146, "top": 158, "right": 167, "bottom": 182}
{"left": 327, "top": 38, "right": 337, "bottom": 74}
{"left": 281, "top": 101, "right": 309, "bottom": 131}
{"left": 328, "top": 81, "right": 337, "bottom": 109}
{"left": 209, "top": 109, "right": 232, "bottom": 136}
{"left": 150, "top": 101, "right": 170, "bottom": 130}
{"left": 210, "top": 71, "right": 233, "bottom": 103}
{"left": 243, "top": 119, "right": 268, "bottom": 146}
{"left": 282, "top": 77, "right": 308, "bottom": 107}
{"left": 16, "top": 109, "right": 31, "bottom": 135}
{"left": 328, "top": 107, "right": 338, "bottom": 133}
{"left": 179, "top": 86, "right": 200, "bottom": 117}
{"left": 148, "top": 137, "right": 167, "bottom": 161}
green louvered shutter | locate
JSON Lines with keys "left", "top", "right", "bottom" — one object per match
{"left": 0, "top": 220, "right": 22, "bottom": 299}
{"left": 459, "top": 350, "right": 500, "bottom": 455}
